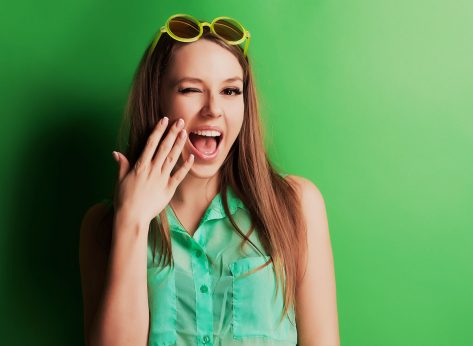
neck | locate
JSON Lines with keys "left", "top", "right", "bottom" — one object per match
{"left": 170, "top": 170, "right": 221, "bottom": 209}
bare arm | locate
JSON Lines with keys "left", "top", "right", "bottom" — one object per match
{"left": 288, "top": 175, "right": 340, "bottom": 346}
{"left": 80, "top": 203, "right": 150, "bottom": 346}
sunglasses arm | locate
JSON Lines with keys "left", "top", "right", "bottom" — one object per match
{"left": 148, "top": 26, "right": 166, "bottom": 58}
{"left": 244, "top": 31, "right": 251, "bottom": 57}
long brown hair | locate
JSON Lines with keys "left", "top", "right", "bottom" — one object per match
{"left": 109, "top": 27, "right": 307, "bottom": 323}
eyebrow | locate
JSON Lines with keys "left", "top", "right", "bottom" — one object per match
{"left": 174, "top": 76, "right": 243, "bottom": 85}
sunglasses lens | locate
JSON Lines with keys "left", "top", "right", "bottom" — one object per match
{"left": 168, "top": 16, "right": 200, "bottom": 39}
{"left": 213, "top": 18, "right": 245, "bottom": 42}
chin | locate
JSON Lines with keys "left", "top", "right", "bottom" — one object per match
{"left": 171, "top": 153, "right": 218, "bottom": 179}
{"left": 187, "top": 162, "right": 222, "bottom": 179}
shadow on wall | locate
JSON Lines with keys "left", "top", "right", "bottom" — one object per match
{"left": 3, "top": 88, "right": 118, "bottom": 345}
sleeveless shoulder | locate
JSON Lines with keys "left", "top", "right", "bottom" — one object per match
{"left": 80, "top": 199, "right": 114, "bottom": 252}
{"left": 81, "top": 200, "right": 112, "bottom": 229}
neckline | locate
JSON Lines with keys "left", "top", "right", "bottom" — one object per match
{"left": 164, "top": 185, "right": 246, "bottom": 234}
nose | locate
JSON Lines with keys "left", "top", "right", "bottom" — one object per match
{"left": 201, "top": 90, "right": 223, "bottom": 118}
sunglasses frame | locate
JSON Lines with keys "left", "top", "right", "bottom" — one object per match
{"left": 148, "top": 13, "right": 251, "bottom": 58}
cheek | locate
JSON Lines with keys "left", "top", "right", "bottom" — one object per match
{"left": 226, "top": 114, "right": 244, "bottom": 143}
{"left": 163, "top": 97, "right": 199, "bottom": 120}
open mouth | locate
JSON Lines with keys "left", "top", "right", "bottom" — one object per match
{"left": 188, "top": 132, "right": 223, "bottom": 158}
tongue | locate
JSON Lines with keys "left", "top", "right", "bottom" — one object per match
{"left": 190, "top": 134, "right": 218, "bottom": 155}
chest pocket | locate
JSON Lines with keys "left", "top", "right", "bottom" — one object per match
{"left": 147, "top": 266, "right": 177, "bottom": 346}
{"left": 229, "top": 256, "right": 297, "bottom": 342}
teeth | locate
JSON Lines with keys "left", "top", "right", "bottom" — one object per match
{"left": 191, "top": 130, "right": 221, "bottom": 137}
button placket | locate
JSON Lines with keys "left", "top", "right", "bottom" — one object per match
{"left": 192, "top": 242, "right": 213, "bottom": 346}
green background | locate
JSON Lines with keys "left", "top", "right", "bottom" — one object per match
{"left": 1, "top": 0, "right": 472, "bottom": 345}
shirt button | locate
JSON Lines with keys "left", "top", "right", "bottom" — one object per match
{"left": 195, "top": 249, "right": 202, "bottom": 257}
{"left": 200, "top": 284, "right": 208, "bottom": 293}
{"left": 202, "top": 335, "right": 210, "bottom": 343}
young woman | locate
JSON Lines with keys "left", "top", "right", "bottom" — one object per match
{"left": 80, "top": 14, "right": 340, "bottom": 346}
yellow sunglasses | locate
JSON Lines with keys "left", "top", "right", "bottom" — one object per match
{"left": 148, "top": 13, "right": 251, "bottom": 58}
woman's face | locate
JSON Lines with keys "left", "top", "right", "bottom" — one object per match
{"left": 159, "top": 39, "right": 245, "bottom": 179}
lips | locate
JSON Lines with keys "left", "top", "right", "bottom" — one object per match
{"left": 187, "top": 134, "right": 223, "bottom": 160}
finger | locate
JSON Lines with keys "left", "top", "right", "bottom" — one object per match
{"left": 153, "top": 118, "right": 185, "bottom": 169}
{"left": 161, "top": 129, "right": 187, "bottom": 176}
{"left": 113, "top": 151, "right": 129, "bottom": 182}
{"left": 168, "top": 153, "right": 194, "bottom": 191}
{"left": 136, "top": 117, "right": 169, "bottom": 172}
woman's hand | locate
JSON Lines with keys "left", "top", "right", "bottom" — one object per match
{"left": 111, "top": 117, "right": 194, "bottom": 228}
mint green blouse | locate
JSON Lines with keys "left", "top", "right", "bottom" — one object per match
{"left": 145, "top": 179, "right": 298, "bottom": 346}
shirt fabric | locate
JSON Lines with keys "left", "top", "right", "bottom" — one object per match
{"left": 146, "top": 176, "right": 297, "bottom": 346}
{"left": 107, "top": 173, "right": 298, "bottom": 346}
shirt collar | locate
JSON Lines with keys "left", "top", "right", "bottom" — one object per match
{"left": 165, "top": 185, "right": 248, "bottom": 232}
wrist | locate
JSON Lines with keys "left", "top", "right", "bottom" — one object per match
{"left": 113, "top": 210, "right": 150, "bottom": 236}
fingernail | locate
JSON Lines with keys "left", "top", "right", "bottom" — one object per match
{"left": 177, "top": 118, "right": 184, "bottom": 128}
{"left": 162, "top": 116, "right": 168, "bottom": 124}
{"left": 112, "top": 151, "right": 119, "bottom": 162}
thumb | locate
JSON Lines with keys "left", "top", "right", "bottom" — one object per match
{"left": 112, "top": 151, "right": 129, "bottom": 181}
